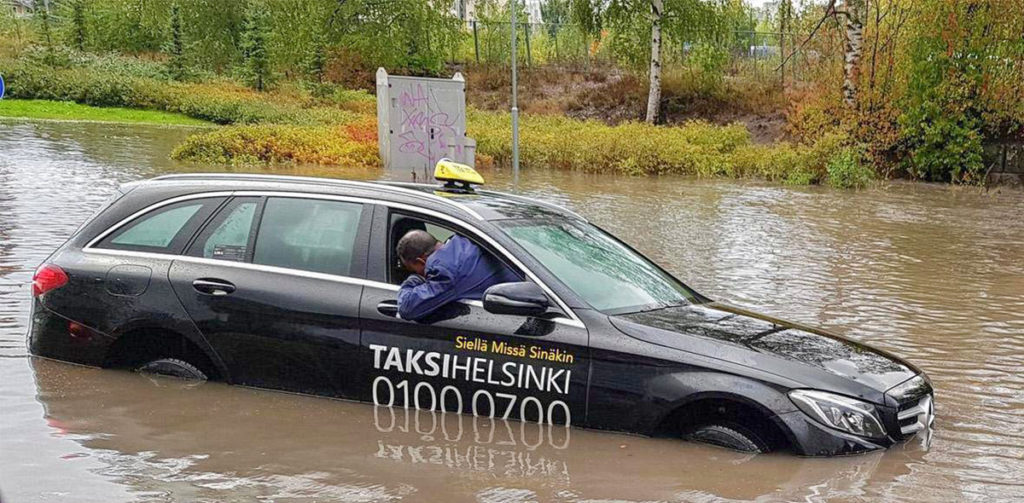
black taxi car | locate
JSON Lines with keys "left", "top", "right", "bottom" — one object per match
{"left": 29, "top": 165, "right": 934, "bottom": 456}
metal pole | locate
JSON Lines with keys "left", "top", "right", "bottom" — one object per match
{"left": 511, "top": 1, "right": 520, "bottom": 189}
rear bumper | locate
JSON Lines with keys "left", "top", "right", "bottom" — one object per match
{"left": 29, "top": 299, "right": 113, "bottom": 367}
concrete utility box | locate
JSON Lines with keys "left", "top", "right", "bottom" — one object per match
{"left": 376, "top": 68, "right": 477, "bottom": 175}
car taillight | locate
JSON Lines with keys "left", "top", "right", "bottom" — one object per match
{"left": 32, "top": 264, "right": 68, "bottom": 297}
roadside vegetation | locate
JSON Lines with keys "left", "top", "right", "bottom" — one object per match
{"left": 0, "top": 98, "right": 209, "bottom": 125}
{"left": 1, "top": 0, "right": 1021, "bottom": 188}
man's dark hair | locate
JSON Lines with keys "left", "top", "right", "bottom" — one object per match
{"left": 396, "top": 230, "right": 439, "bottom": 264}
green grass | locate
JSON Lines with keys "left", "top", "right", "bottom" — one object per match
{"left": 0, "top": 99, "right": 211, "bottom": 126}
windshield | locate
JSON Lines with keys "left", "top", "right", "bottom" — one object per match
{"left": 496, "top": 217, "right": 699, "bottom": 314}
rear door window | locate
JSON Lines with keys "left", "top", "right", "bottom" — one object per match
{"left": 95, "top": 197, "right": 223, "bottom": 254}
{"left": 186, "top": 197, "right": 261, "bottom": 262}
{"left": 252, "top": 197, "right": 366, "bottom": 276}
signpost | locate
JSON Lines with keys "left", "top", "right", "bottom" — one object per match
{"left": 510, "top": 0, "right": 520, "bottom": 189}
{"left": 0, "top": 74, "right": 6, "bottom": 100}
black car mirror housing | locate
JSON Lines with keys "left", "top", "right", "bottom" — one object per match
{"left": 482, "top": 282, "right": 549, "bottom": 317}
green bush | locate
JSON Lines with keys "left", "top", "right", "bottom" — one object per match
{"left": 0, "top": 59, "right": 362, "bottom": 126}
{"left": 899, "top": 99, "right": 984, "bottom": 183}
{"left": 826, "top": 146, "right": 874, "bottom": 189}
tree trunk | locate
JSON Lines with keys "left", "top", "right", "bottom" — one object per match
{"left": 646, "top": 0, "right": 664, "bottom": 124}
{"left": 840, "top": 0, "right": 866, "bottom": 108}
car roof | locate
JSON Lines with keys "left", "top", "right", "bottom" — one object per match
{"left": 142, "top": 173, "right": 585, "bottom": 222}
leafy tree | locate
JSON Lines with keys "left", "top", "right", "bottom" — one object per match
{"left": 897, "top": 0, "right": 998, "bottom": 183}
{"left": 240, "top": 0, "right": 272, "bottom": 91}
{"left": 89, "top": 0, "right": 171, "bottom": 53}
{"left": 304, "top": 31, "right": 327, "bottom": 83}
{"left": 71, "top": 0, "right": 87, "bottom": 51}
{"left": 34, "top": 1, "right": 55, "bottom": 63}
{"left": 570, "top": 0, "right": 601, "bottom": 37}
{"left": 540, "top": 0, "right": 569, "bottom": 37}
{"left": 166, "top": 3, "right": 186, "bottom": 80}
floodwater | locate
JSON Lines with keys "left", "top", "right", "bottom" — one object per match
{"left": 1, "top": 119, "right": 1023, "bottom": 503}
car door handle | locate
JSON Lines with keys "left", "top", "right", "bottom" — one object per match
{"left": 192, "top": 278, "right": 236, "bottom": 296}
{"left": 377, "top": 300, "right": 399, "bottom": 317}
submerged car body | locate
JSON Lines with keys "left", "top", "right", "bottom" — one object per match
{"left": 29, "top": 173, "right": 934, "bottom": 456}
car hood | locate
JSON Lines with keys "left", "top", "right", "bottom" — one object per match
{"left": 610, "top": 302, "right": 919, "bottom": 402}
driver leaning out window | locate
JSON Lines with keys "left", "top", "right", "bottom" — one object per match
{"left": 396, "top": 230, "right": 520, "bottom": 321}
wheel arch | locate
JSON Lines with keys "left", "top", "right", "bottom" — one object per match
{"left": 103, "top": 324, "right": 227, "bottom": 381}
{"left": 647, "top": 373, "right": 801, "bottom": 453}
{"left": 654, "top": 391, "right": 799, "bottom": 452}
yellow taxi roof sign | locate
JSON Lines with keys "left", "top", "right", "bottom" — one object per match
{"left": 435, "top": 158, "right": 484, "bottom": 186}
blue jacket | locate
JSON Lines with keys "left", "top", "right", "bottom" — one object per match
{"left": 397, "top": 235, "right": 520, "bottom": 321}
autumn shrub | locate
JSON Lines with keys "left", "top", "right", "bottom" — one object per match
{"left": 728, "top": 131, "right": 850, "bottom": 184}
{"left": 469, "top": 109, "right": 802, "bottom": 178}
{"left": 729, "top": 143, "right": 817, "bottom": 182}
{"left": 171, "top": 124, "right": 378, "bottom": 167}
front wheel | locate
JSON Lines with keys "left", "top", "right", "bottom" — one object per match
{"left": 685, "top": 424, "right": 769, "bottom": 453}
{"left": 137, "top": 358, "right": 208, "bottom": 381}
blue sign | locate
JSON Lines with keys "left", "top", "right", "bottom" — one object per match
{"left": 0, "top": 74, "right": 5, "bottom": 100}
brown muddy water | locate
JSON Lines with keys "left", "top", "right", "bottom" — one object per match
{"left": 1, "top": 120, "right": 1023, "bottom": 503}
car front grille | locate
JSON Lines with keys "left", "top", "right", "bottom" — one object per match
{"left": 896, "top": 393, "right": 934, "bottom": 436}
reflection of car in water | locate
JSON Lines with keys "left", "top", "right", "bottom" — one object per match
{"left": 32, "top": 359, "right": 907, "bottom": 502}
{"left": 29, "top": 162, "right": 934, "bottom": 456}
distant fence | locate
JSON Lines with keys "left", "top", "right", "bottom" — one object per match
{"left": 450, "top": 20, "right": 832, "bottom": 84}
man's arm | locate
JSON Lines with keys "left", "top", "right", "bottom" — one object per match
{"left": 396, "top": 265, "right": 461, "bottom": 321}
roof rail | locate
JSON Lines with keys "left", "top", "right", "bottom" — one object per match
{"left": 149, "top": 173, "right": 483, "bottom": 220}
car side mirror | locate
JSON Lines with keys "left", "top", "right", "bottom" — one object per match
{"left": 482, "top": 282, "right": 549, "bottom": 317}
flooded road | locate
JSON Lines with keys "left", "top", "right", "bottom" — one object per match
{"left": 2, "top": 120, "right": 1023, "bottom": 502}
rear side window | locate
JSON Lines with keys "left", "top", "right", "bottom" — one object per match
{"left": 252, "top": 197, "right": 364, "bottom": 276}
{"left": 187, "top": 197, "right": 261, "bottom": 261}
{"left": 95, "top": 198, "right": 222, "bottom": 253}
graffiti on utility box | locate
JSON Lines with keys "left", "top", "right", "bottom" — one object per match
{"left": 376, "top": 68, "right": 476, "bottom": 175}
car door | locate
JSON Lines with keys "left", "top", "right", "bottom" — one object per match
{"left": 168, "top": 195, "right": 370, "bottom": 398}
{"left": 358, "top": 207, "right": 589, "bottom": 427}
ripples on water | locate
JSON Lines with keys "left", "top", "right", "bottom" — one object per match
{"left": 1, "top": 120, "right": 1023, "bottom": 502}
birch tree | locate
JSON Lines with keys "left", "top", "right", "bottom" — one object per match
{"left": 778, "top": 0, "right": 866, "bottom": 108}
{"left": 837, "top": 0, "right": 866, "bottom": 107}
{"left": 646, "top": 0, "right": 664, "bottom": 123}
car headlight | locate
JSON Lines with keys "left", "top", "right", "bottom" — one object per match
{"left": 789, "top": 389, "right": 887, "bottom": 440}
